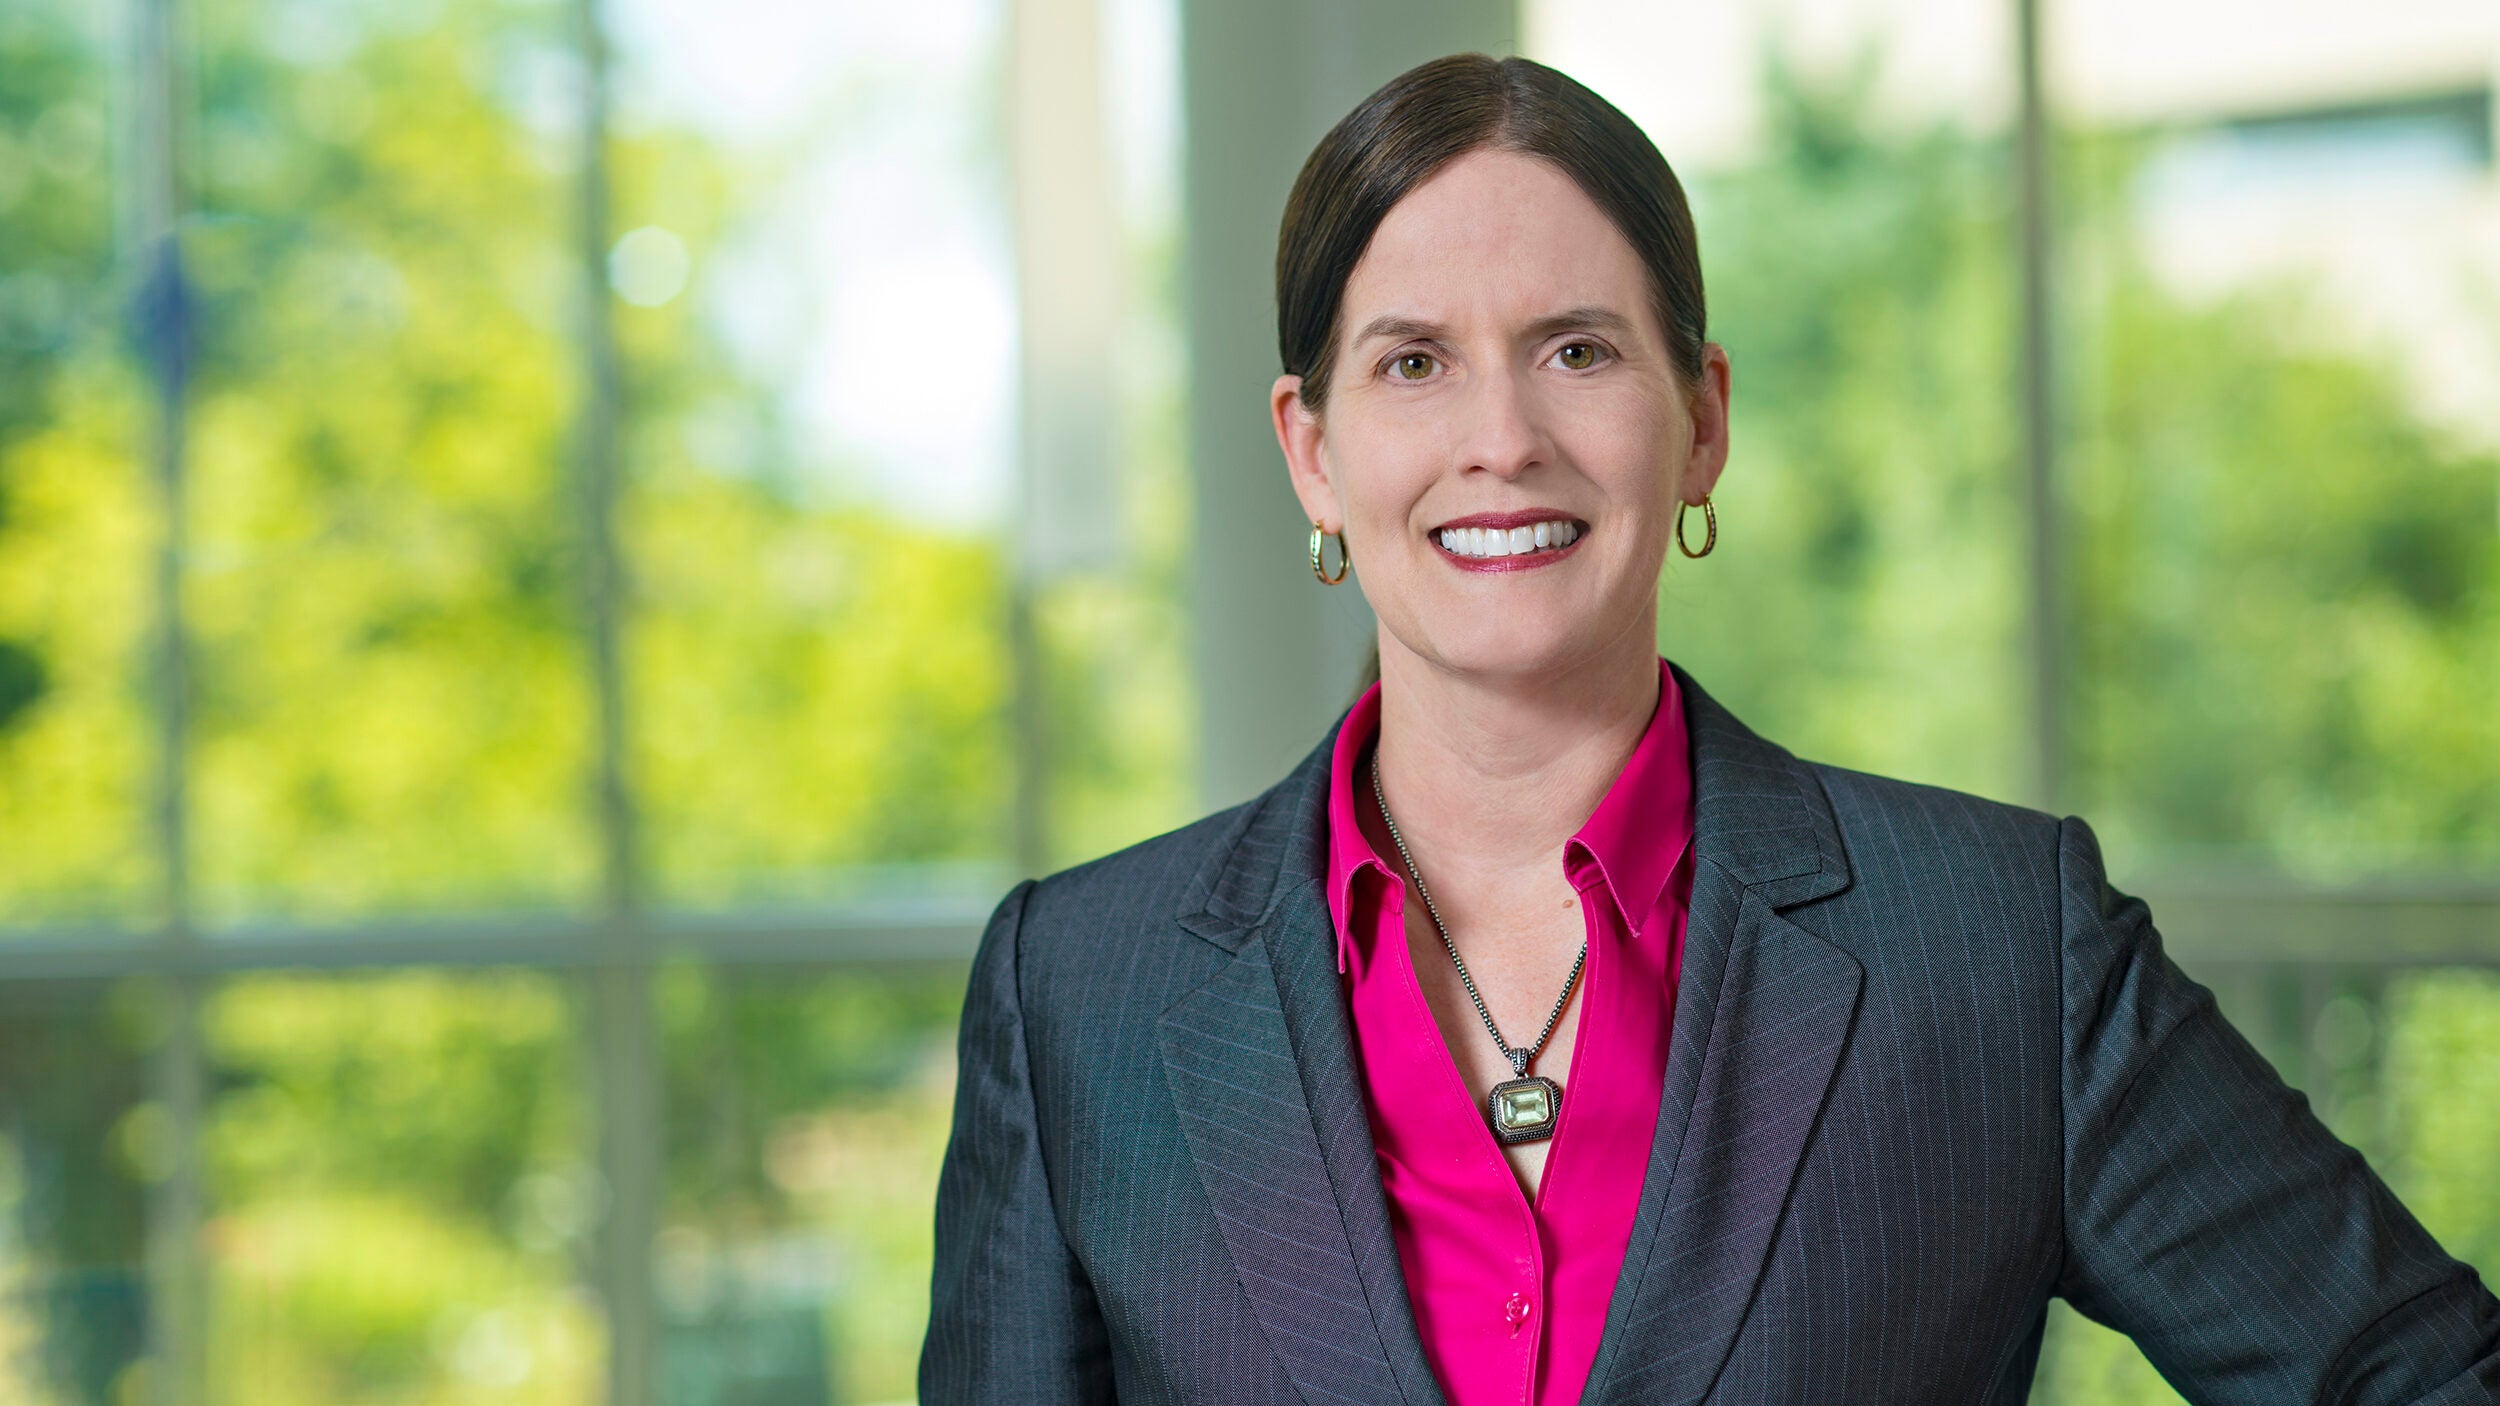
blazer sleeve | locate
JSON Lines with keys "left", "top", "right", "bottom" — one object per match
{"left": 2052, "top": 814, "right": 2500, "bottom": 1404}
{"left": 919, "top": 879, "right": 1117, "bottom": 1404}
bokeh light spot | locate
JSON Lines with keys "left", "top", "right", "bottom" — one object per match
{"left": 609, "top": 225, "right": 690, "bottom": 307}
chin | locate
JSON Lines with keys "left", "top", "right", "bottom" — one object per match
{"left": 1413, "top": 616, "right": 1619, "bottom": 683}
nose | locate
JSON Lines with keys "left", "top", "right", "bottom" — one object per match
{"left": 1456, "top": 362, "right": 1550, "bottom": 481}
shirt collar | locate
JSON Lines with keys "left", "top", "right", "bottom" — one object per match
{"left": 1323, "top": 682, "right": 1390, "bottom": 973}
{"left": 1322, "top": 656, "right": 1696, "bottom": 974}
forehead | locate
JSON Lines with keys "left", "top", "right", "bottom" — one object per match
{"left": 1341, "top": 147, "right": 1651, "bottom": 334}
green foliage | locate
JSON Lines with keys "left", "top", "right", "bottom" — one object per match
{"left": 655, "top": 963, "right": 958, "bottom": 1217}
{"left": 1664, "top": 50, "right": 2028, "bottom": 800}
{"left": 0, "top": 3, "right": 155, "bottom": 925}
{"left": 177, "top": 0, "right": 595, "bottom": 923}
{"left": 0, "top": 639, "right": 47, "bottom": 733}
{"left": 2062, "top": 161, "right": 2500, "bottom": 875}
{"left": 2381, "top": 970, "right": 2500, "bottom": 1275}
{"left": 0, "top": 984, "right": 152, "bottom": 1403}
{"left": 200, "top": 971, "right": 592, "bottom": 1404}
{"left": 628, "top": 490, "right": 1012, "bottom": 898}
{"left": 207, "top": 973, "right": 580, "bottom": 1210}
{"left": 655, "top": 965, "right": 963, "bottom": 1402}
{"left": 204, "top": 1191, "right": 598, "bottom": 1404}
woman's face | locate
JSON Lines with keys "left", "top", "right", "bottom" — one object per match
{"left": 1273, "top": 148, "right": 1730, "bottom": 688}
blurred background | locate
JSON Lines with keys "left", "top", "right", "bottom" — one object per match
{"left": 0, "top": 0, "right": 2492, "bottom": 1400}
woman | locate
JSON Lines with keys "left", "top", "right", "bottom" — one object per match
{"left": 921, "top": 54, "right": 2500, "bottom": 1405}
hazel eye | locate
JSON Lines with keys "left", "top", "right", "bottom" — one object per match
{"left": 1554, "top": 341, "right": 1601, "bottom": 371}
{"left": 1392, "top": 351, "right": 1437, "bottom": 381}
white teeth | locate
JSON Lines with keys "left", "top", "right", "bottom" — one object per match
{"left": 1435, "top": 520, "right": 1582, "bottom": 557}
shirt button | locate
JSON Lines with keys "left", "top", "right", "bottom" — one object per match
{"left": 1503, "top": 1291, "right": 1533, "bottom": 1335}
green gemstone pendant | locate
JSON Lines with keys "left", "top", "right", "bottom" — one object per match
{"left": 1487, "top": 1075, "right": 1562, "bottom": 1145}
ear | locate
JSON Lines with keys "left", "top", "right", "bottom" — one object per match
{"left": 1272, "top": 374, "right": 1341, "bottom": 529}
{"left": 1678, "top": 342, "right": 1734, "bottom": 503}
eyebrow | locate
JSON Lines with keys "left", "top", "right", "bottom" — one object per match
{"left": 1347, "top": 305, "right": 1640, "bottom": 349}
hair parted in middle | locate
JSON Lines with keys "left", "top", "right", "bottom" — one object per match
{"left": 1274, "top": 53, "right": 1708, "bottom": 415}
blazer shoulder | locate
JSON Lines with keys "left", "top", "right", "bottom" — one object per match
{"left": 1796, "top": 758, "right": 2074, "bottom": 942}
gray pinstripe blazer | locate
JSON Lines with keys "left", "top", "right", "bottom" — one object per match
{"left": 921, "top": 663, "right": 2500, "bottom": 1404}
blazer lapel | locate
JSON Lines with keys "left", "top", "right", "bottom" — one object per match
{"left": 1159, "top": 727, "right": 1448, "bottom": 1406}
{"left": 1583, "top": 665, "right": 1865, "bottom": 1406}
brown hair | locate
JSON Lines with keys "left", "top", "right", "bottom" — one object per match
{"left": 1276, "top": 53, "right": 1707, "bottom": 414}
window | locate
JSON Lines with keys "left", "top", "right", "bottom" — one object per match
{"left": 0, "top": 0, "right": 1185, "bottom": 1401}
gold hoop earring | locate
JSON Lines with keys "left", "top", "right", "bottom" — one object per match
{"left": 1309, "top": 522, "right": 1350, "bottom": 584}
{"left": 1675, "top": 495, "right": 1717, "bottom": 559}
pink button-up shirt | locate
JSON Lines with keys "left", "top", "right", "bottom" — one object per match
{"left": 1325, "top": 657, "right": 1695, "bottom": 1406}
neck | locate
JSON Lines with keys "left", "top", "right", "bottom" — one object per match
{"left": 1371, "top": 617, "right": 1662, "bottom": 880}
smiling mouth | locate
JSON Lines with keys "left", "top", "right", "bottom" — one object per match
{"left": 1433, "top": 517, "right": 1585, "bottom": 561}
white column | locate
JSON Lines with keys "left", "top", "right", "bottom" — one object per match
{"left": 1008, "top": 0, "right": 1123, "bottom": 872}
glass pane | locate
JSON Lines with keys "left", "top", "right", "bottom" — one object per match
{"left": 610, "top": 0, "right": 1192, "bottom": 901}
{"left": 2054, "top": 0, "right": 2500, "bottom": 876}
{"left": 1527, "top": 0, "right": 2030, "bottom": 799}
{"left": 605, "top": 0, "right": 1019, "bottom": 910}
{"left": 203, "top": 970, "right": 597, "bottom": 1406}
{"left": 657, "top": 963, "right": 963, "bottom": 1404}
{"left": 0, "top": 980, "right": 156, "bottom": 1401}
{"left": 183, "top": 0, "right": 597, "bottom": 925}
{"left": 0, "top": 2, "right": 156, "bottom": 927}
